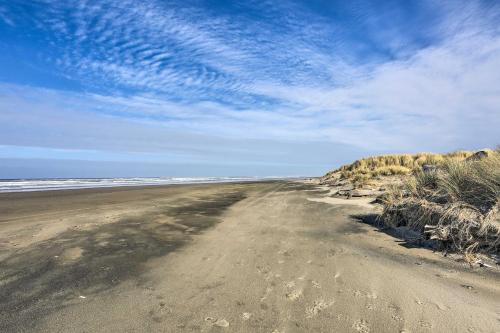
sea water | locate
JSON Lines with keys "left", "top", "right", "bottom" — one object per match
{"left": 0, "top": 177, "right": 284, "bottom": 193}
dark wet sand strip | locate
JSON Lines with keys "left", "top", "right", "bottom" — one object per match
{"left": 0, "top": 182, "right": 276, "bottom": 332}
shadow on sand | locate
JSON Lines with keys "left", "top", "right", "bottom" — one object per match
{"left": 350, "top": 213, "right": 440, "bottom": 250}
{"left": 0, "top": 191, "right": 246, "bottom": 331}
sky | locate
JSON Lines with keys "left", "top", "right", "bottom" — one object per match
{"left": 0, "top": 0, "right": 499, "bottom": 178}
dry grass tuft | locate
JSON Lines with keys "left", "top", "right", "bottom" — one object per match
{"left": 381, "top": 151, "right": 500, "bottom": 256}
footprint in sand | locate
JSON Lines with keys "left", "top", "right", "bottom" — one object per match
{"left": 388, "top": 304, "right": 400, "bottom": 312}
{"left": 278, "top": 249, "right": 292, "bottom": 256}
{"left": 327, "top": 247, "right": 345, "bottom": 258}
{"left": 205, "top": 317, "right": 229, "bottom": 328}
{"left": 353, "top": 290, "right": 363, "bottom": 297}
{"left": 264, "top": 273, "right": 274, "bottom": 281}
{"left": 311, "top": 280, "right": 321, "bottom": 288}
{"left": 286, "top": 289, "right": 302, "bottom": 301}
{"left": 256, "top": 265, "right": 271, "bottom": 275}
{"left": 60, "top": 247, "right": 83, "bottom": 263}
{"left": 336, "top": 313, "right": 348, "bottom": 321}
{"left": 391, "top": 314, "right": 403, "bottom": 322}
{"left": 388, "top": 304, "right": 404, "bottom": 322}
{"left": 241, "top": 312, "right": 251, "bottom": 320}
{"left": 353, "top": 319, "right": 370, "bottom": 333}
{"left": 434, "top": 302, "right": 450, "bottom": 311}
{"left": 418, "top": 320, "right": 433, "bottom": 329}
{"left": 261, "top": 287, "right": 273, "bottom": 301}
{"left": 305, "top": 299, "right": 334, "bottom": 318}
{"left": 214, "top": 319, "right": 229, "bottom": 327}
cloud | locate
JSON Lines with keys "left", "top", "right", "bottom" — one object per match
{"left": 0, "top": 83, "right": 366, "bottom": 176}
{"left": 2, "top": 0, "right": 372, "bottom": 96}
{"left": 0, "top": 4, "right": 14, "bottom": 26}
{"left": 244, "top": 2, "right": 500, "bottom": 151}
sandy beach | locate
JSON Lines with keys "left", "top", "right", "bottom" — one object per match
{"left": 0, "top": 181, "right": 499, "bottom": 332}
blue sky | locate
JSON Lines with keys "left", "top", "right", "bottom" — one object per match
{"left": 1, "top": 0, "right": 499, "bottom": 178}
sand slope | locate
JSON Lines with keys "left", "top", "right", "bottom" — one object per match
{"left": 0, "top": 181, "right": 498, "bottom": 332}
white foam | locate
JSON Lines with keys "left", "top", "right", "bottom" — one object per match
{"left": 0, "top": 176, "right": 288, "bottom": 193}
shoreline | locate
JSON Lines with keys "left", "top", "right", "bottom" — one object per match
{"left": 0, "top": 177, "right": 298, "bottom": 194}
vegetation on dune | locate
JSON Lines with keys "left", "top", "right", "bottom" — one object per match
{"left": 381, "top": 150, "right": 500, "bottom": 256}
{"left": 323, "top": 151, "right": 475, "bottom": 184}
{"left": 321, "top": 147, "right": 499, "bottom": 257}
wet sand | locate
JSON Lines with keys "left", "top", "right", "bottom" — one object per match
{"left": 0, "top": 181, "right": 499, "bottom": 332}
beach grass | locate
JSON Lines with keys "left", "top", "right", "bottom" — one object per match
{"left": 324, "top": 151, "right": 474, "bottom": 183}
{"left": 381, "top": 150, "right": 500, "bottom": 256}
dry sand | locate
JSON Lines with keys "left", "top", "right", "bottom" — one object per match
{"left": 0, "top": 181, "right": 499, "bottom": 332}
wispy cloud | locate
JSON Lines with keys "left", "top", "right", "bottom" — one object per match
{"left": 4, "top": 0, "right": 374, "bottom": 96}
{"left": 248, "top": 26, "right": 500, "bottom": 150}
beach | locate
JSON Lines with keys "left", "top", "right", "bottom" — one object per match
{"left": 1, "top": 181, "right": 499, "bottom": 332}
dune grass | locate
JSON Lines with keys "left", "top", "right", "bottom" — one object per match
{"left": 381, "top": 151, "right": 500, "bottom": 256}
{"left": 323, "top": 151, "right": 474, "bottom": 184}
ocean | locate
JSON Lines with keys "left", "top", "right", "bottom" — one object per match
{"left": 0, "top": 177, "right": 285, "bottom": 193}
